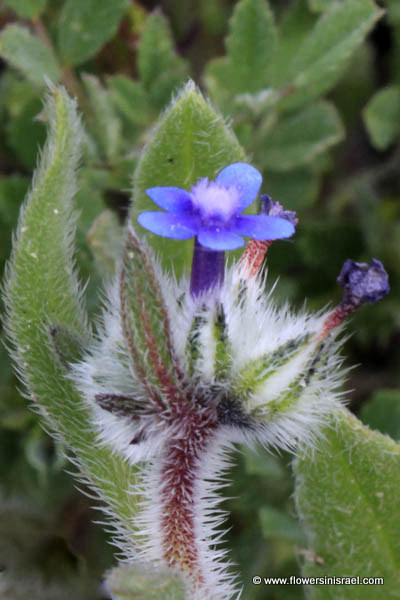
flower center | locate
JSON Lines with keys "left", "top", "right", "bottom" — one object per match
{"left": 190, "top": 179, "right": 239, "bottom": 223}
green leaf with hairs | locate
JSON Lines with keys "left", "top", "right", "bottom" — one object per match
{"left": 4, "top": 86, "right": 140, "bottom": 553}
{"left": 295, "top": 408, "right": 400, "bottom": 599}
{"left": 131, "top": 81, "right": 246, "bottom": 274}
{"left": 0, "top": 25, "right": 60, "bottom": 86}
{"left": 57, "top": 0, "right": 129, "bottom": 67}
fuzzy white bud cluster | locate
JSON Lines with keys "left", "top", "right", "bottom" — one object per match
{"left": 69, "top": 228, "right": 348, "bottom": 600}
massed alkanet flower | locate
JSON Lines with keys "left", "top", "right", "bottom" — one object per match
{"left": 138, "top": 162, "right": 295, "bottom": 250}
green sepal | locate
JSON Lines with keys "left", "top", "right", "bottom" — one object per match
{"left": 234, "top": 334, "right": 311, "bottom": 399}
{"left": 120, "top": 228, "right": 183, "bottom": 408}
{"left": 213, "top": 303, "right": 232, "bottom": 379}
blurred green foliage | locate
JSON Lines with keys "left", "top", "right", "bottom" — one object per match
{"left": 0, "top": 1, "right": 399, "bottom": 598}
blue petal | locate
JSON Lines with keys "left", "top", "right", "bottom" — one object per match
{"left": 216, "top": 163, "right": 262, "bottom": 210}
{"left": 145, "top": 187, "right": 193, "bottom": 214}
{"left": 198, "top": 229, "right": 244, "bottom": 250}
{"left": 234, "top": 215, "right": 295, "bottom": 240}
{"left": 138, "top": 212, "right": 198, "bottom": 239}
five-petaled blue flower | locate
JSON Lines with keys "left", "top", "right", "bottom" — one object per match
{"left": 138, "top": 163, "right": 295, "bottom": 250}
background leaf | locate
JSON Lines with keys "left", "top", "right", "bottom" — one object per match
{"left": 3, "top": 0, "right": 47, "bottom": 19}
{"left": 0, "top": 25, "right": 60, "bottom": 86}
{"left": 215, "top": 0, "right": 277, "bottom": 94}
{"left": 363, "top": 85, "right": 400, "bottom": 150}
{"left": 308, "top": 0, "right": 343, "bottom": 12}
{"left": 260, "top": 101, "right": 344, "bottom": 171}
{"left": 57, "top": 0, "right": 129, "bottom": 67}
{"left": 281, "top": 0, "right": 383, "bottom": 111}
{"left": 360, "top": 389, "right": 400, "bottom": 441}
{"left": 138, "top": 10, "right": 189, "bottom": 110}
{"left": 82, "top": 74, "right": 122, "bottom": 161}
{"left": 108, "top": 75, "right": 153, "bottom": 127}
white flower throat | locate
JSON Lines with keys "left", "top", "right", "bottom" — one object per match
{"left": 190, "top": 179, "right": 239, "bottom": 222}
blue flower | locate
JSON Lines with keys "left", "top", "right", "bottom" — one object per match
{"left": 138, "top": 163, "right": 295, "bottom": 250}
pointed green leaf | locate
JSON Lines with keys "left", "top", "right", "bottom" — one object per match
{"left": 281, "top": 0, "right": 383, "bottom": 111}
{"left": 260, "top": 100, "right": 344, "bottom": 171}
{"left": 295, "top": 409, "right": 400, "bottom": 598}
{"left": 0, "top": 25, "right": 60, "bottom": 86}
{"left": 3, "top": 0, "right": 47, "bottom": 18}
{"left": 57, "top": 0, "right": 129, "bottom": 67}
{"left": 131, "top": 81, "right": 246, "bottom": 273}
{"left": 138, "top": 10, "right": 189, "bottom": 110}
{"left": 106, "top": 565, "right": 184, "bottom": 600}
{"left": 363, "top": 85, "right": 400, "bottom": 150}
{"left": 4, "top": 86, "right": 140, "bottom": 548}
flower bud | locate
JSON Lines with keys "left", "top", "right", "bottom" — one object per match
{"left": 337, "top": 258, "right": 389, "bottom": 307}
